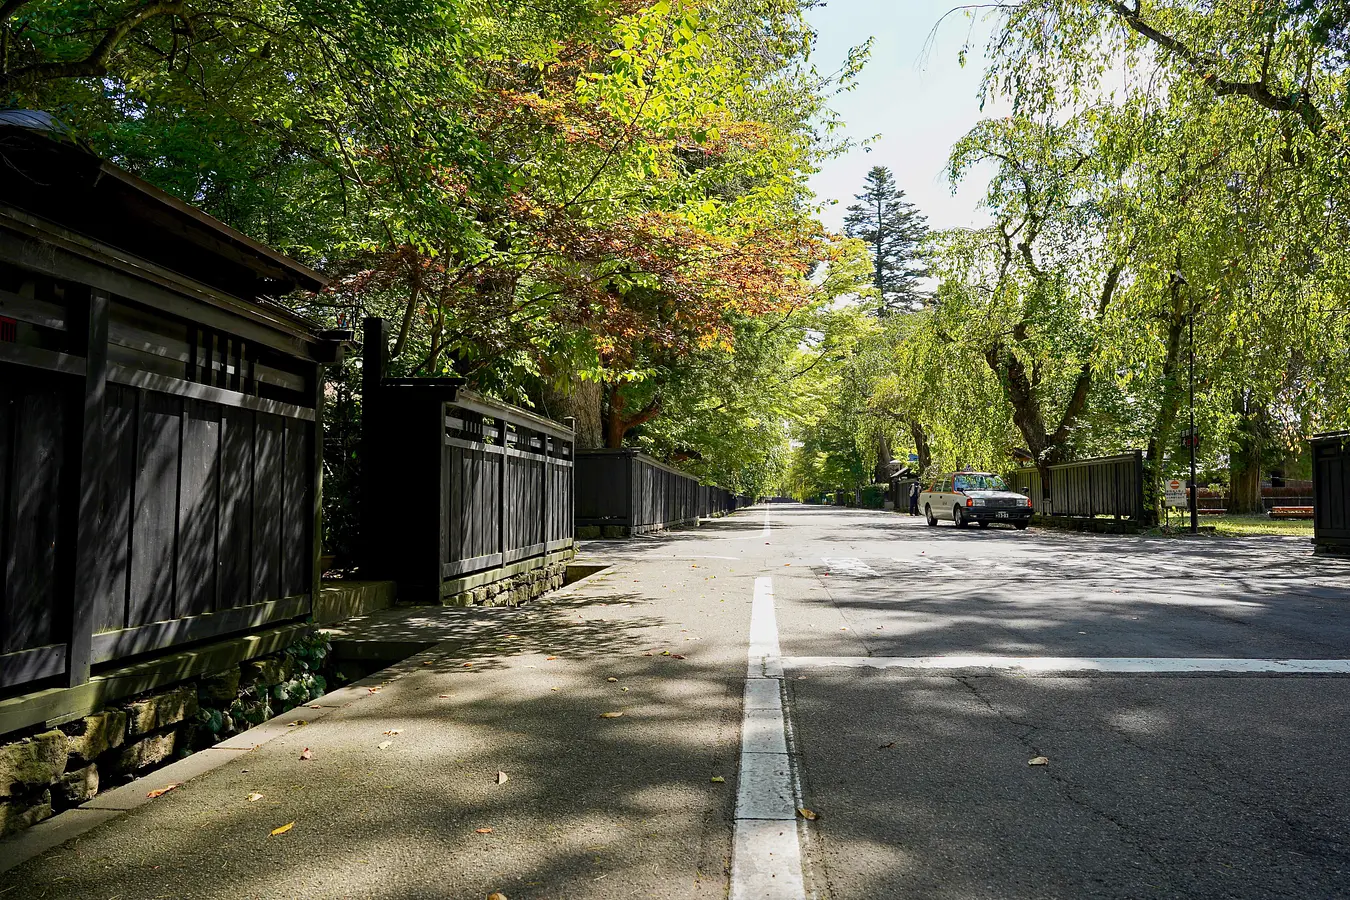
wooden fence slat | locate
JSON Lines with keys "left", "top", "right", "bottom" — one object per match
{"left": 252, "top": 413, "right": 284, "bottom": 604}
{"left": 5, "top": 382, "right": 65, "bottom": 652}
{"left": 218, "top": 406, "right": 253, "bottom": 610}
{"left": 282, "top": 417, "right": 310, "bottom": 597}
{"left": 178, "top": 399, "right": 220, "bottom": 618}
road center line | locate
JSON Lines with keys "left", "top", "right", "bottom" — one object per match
{"left": 781, "top": 656, "right": 1350, "bottom": 674}
{"left": 731, "top": 576, "right": 805, "bottom": 900}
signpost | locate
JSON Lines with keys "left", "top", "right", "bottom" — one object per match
{"left": 1165, "top": 478, "right": 1188, "bottom": 508}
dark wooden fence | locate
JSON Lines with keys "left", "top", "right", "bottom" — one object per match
{"left": 0, "top": 122, "right": 339, "bottom": 696}
{"left": 361, "top": 319, "right": 575, "bottom": 601}
{"left": 1006, "top": 452, "right": 1145, "bottom": 520}
{"left": 1312, "top": 432, "right": 1349, "bottom": 555}
{"left": 575, "top": 449, "right": 748, "bottom": 536}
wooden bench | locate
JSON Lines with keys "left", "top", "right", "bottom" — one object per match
{"left": 1270, "top": 506, "right": 1314, "bottom": 519}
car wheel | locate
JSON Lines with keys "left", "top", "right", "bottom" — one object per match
{"left": 1014, "top": 521, "right": 1029, "bottom": 531}
{"left": 924, "top": 504, "right": 937, "bottom": 526}
{"left": 953, "top": 506, "right": 966, "bottom": 528}
{"left": 978, "top": 521, "right": 989, "bottom": 529}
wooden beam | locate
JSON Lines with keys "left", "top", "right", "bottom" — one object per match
{"left": 0, "top": 214, "right": 317, "bottom": 358}
{"left": 66, "top": 287, "right": 109, "bottom": 687}
{"left": 311, "top": 363, "right": 324, "bottom": 606}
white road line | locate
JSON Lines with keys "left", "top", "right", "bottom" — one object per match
{"left": 821, "top": 557, "right": 879, "bottom": 577}
{"left": 731, "top": 577, "right": 805, "bottom": 900}
{"left": 781, "top": 656, "right": 1350, "bottom": 674}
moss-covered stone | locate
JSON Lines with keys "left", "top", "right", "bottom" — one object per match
{"left": 63, "top": 710, "right": 128, "bottom": 765}
{"left": 243, "top": 656, "right": 293, "bottom": 687}
{"left": 0, "top": 789, "right": 52, "bottom": 837}
{"left": 53, "top": 763, "right": 99, "bottom": 807}
{"left": 124, "top": 686, "right": 198, "bottom": 737}
{"left": 0, "top": 731, "right": 67, "bottom": 798}
{"left": 110, "top": 731, "right": 177, "bottom": 774}
{"left": 198, "top": 667, "right": 242, "bottom": 705}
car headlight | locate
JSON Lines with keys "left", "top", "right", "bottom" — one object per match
{"left": 973, "top": 498, "right": 986, "bottom": 506}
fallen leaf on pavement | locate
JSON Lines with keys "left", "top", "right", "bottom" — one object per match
{"left": 247, "top": 793, "right": 264, "bottom": 802}
{"left": 621, "top": 687, "right": 629, "bottom": 692}
{"left": 270, "top": 822, "right": 295, "bottom": 837}
{"left": 422, "top": 660, "right": 433, "bottom": 665}
{"left": 286, "top": 720, "right": 306, "bottom": 727}
{"left": 462, "top": 662, "right": 473, "bottom": 668}
{"left": 299, "top": 748, "right": 313, "bottom": 760}
{"left": 439, "top": 694, "right": 450, "bottom": 699}
{"left": 383, "top": 729, "right": 402, "bottom": 736}
{"left": 1028, "top": 756, "right": 1049, "bottom": 766}
{"left": 546, "top": 656, "right": 558, "bottom": 661}
{"left": 496, "top": 771, "right": 509, "bottom": 785}
{"left": 877, "top": 742, "right": 895, "bottom": 750}
{"left": 367, "top": 687, "right": 380, "bottom": 693}
{"left": 670, "top": 654, "right": 686, "bottom": 660}
{"left": 710, "top": 776, "right": 725, "bottom": 783}
{"left": 607, "top": 677, "right": 618, "bottom": 683}
{"left": 146, "top": 783, "right": 181, "bottom": 799}
{"left": 378, "top": 741, "right": 392, "bottom": 750}
{"left": 487, "top": 893, "right": 508, "bottom": 900}
{"left": 598, "top": 711, "right": 624, "bottom": 719}
{"left": 661, "top": 650, "right": 670, "bottom": 656}
{"left": 476, "top": 827, "right": 494, "bottom": 834}
{"left": 797, "top": 808, "right": 818, "bottom": 821}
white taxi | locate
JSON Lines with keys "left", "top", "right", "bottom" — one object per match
{"left": 920, "top": 471, "right": 1033, "bottom": 530}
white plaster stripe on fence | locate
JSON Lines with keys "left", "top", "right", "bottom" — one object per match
{"left": 730, "top": 576, "right": 805, "bottom": 900}
{"left": 780, "top": 656, "right": 1350, "bottom": 675}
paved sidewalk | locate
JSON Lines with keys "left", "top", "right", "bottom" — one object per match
{"left": 2, "top": 516, "right": 771, "bottom": 900}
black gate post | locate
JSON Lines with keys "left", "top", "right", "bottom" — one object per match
{"left": 360, "top": 317, "right": 389, "bottom": 572}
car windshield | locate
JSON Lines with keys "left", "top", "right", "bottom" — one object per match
{"left": 953, "top": 473, "right": 1008, "bottom": 491}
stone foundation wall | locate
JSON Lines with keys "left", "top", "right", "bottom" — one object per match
{"left": 576, "top": 509, "right": 735, "bottom": 540}
{"left": 443, "top": 551, "right": 574, "bottom": 607}
{"left": 0, "top": 631, "right": 331, "bottom": 838}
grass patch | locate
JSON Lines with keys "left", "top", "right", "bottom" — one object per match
{"left": 1206, "top": 514, "right": 1314, "bottom": 537}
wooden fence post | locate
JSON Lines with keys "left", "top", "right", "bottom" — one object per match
{"left": 311, "top": 363, "right": 325, "bottom": 607}
{"left": 498, "top": 418, "right": 507, "bottom": 559}
{"left": 66, "top": 287, "right": 109, "bottom": 687}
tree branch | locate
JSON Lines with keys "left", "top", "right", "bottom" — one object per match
{"left": 1102, "top": 0, "right": 1325, "bottom": 133}
{"left": 2, "top": 1, "right": 187, "bottom": 90}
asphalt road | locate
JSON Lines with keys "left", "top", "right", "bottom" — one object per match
{"left": 764, "top": 504, "right": 1350, "bottom": 900}
{"left": 5, "top": 503, "right": 1350, "bottom": 899}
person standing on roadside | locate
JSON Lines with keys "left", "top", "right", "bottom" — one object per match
{"left": 908, "top": 480, "right": 920, "bottom": 516}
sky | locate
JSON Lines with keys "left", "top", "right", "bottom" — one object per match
{"left": 804, "top": 0, "right": 1007, "bottom": 234}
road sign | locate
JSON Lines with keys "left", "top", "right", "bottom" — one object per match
{"left": 1165, "top": 478, "right": 1188, "bottom": 508}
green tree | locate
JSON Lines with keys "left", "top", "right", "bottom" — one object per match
{"left": 843, "top": 165, "right": 929, "bottom": 315}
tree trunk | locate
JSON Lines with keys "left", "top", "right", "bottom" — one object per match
{"left": 908, "top": 420, "right": 931, "bottom": 472}
{"left": 1141, "top": 276, "right": 1189, "bottom": 526}
{"left": 602, "top": 381, "right": 661, "bottom": 449}
{"left": 872, "top": 430, "right": 893, "bottom": 484}
{"left": 542, "top": 376, "right": 603, "bottom": 449}
{"left": 1228, "top": 395, "right": 1265, "bottom": 514}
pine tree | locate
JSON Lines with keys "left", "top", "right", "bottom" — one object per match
{"left": 843, "top": 166, "right": 929, "bottom": 314}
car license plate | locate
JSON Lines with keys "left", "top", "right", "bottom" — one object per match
{"left": 996, "top": 511, "right": 1008, "bottom": 518}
